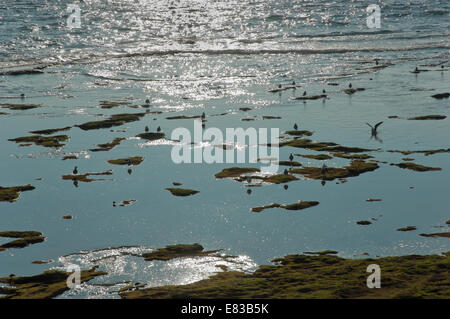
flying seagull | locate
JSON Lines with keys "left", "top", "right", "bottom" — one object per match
{"left": 366, "top": 121, "right": 383, "bottom": 136}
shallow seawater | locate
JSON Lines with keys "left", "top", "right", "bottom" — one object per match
{"left": 0, "top": 0, "right": 449, "bottom": 298}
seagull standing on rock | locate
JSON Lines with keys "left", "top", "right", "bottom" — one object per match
{"left": 293, "top": 123, "right": 298, "bottom": 130}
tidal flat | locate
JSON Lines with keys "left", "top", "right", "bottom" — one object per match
{"left": 0, "top": 0, "right": 449, "bottom": 299}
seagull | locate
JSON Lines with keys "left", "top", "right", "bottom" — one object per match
{"left": 20, "top": 93, "right": 25, "bottom": 98}
{"left": 145, "top": 126, "right": 149, "bottom": 132}
{"left": 284, "top": 185, "right": 288, "bottom": 190}
{"left": 128, "top": 168, "right": 132, "bottom": 175}
{"left": 376, "top": 60, "right": 379, "bottom": 65}
{"left": 293, "top": 123, "right": 298, "bottom": 130}
{"left": 113, "top": 201, "right": 116, "bottom": 207}
{"left": 145, "top": 98, "right": 150, "bottom": 104}
{"left": 415, "top": 66, "right": 419, "bottom": 72}
{"left": 366, "top": 121, "right": 383, "bottom": 136}
{"left": 322, "top": 89, "right": 326, "bottom": 94}
{"left": 349, "top": 83, "right": 352, "bottom": 88}
{"left": 127, "top": 159, "right": 132, "bottom": 166}
{"left": 278, "top": 84, "right": 282, "bottom": 88}
{"left": 201, "top": 112, "right": 205, "bottom": 119}
{"left": 289, "top": 153, "right": 294, "bottom": 162}
{"left": 303, "top": 91, "right": 307, "bottom": 96}
{"left": 157, "top": 126, "right": 161, "bottom": 132}
{"left": 292, "top": 81, "right": 296, "bottom": 86}
{"left": 247, "top": 189, "right": 252, "bottom": 195}
{"left": 284, "top": 169, "right": 289, "bottom": 175}
{"left": 73, "top": 166, "right": 78, "bottom": 175}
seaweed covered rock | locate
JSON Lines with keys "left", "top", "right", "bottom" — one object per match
{"left": 0, "top": 231, "right": 45, "bottom": 251}
{"left": 0, "top": 267, "right": 107, "bottom": 299}
{"left": 165, "top": 188, "right": 199, "bottom": 197}
{"left": 8, "top": 135, "right": 68, "bottom": 148}
{"left": 391, "top": 162, "right": 441, "bottom": 172}
{"left": 215, "top": 167, "right": 260, "bottom": 178}
{"left": 0, "top": 185, "right": 35, "bottom": 202}
{"left": 121, "top": 252, "right": 450, "bottom": 299}
{"left": 107, "top": 156, "right": 144, "bottom": 166}
{"left": 141, "top": 244, "right": 220, "bottom": 261}
{"left": 90, "top": 137, "right": 125, "bottom": 152}
{"left": 77, "top": 113, "right": 147, "bottom": 130}
{"left": 290, "top": 160, "right": 379, "bottom": 181}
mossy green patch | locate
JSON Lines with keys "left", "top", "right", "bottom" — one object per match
{"left": 107, "top": 156, "right": 144, "bottom": 166}
{"left": 0, "top": 103, "right": 42, "bottom": 110}
{"left": 99, "top": 100, "right": 131, "bottom": 109}
{"left": 0, "top": 185, "right": 35, "bottom": 202}
{"left": 392, "top": 162, "right": 442, "bottom": 172}
{"left": 397, "top": 226, "right": 417, "bottom": 232}
{"left": 90, "top": 137, "right": 125, "bottom": 152}
{"left": 262, "top": 174, "right": 298, "bottom": 184}
{"left": 284, "top": 130, "right": 313, "bottom": 137}
{"left": 77, "top": 112, "right": 146, "bottom": 130}
{"left": 0, "top": 267, "right": 107, "bottom": 299}
{"left": 290, "top": 160, "right": 379, "bottom": 181}
{"left": 136, "top": 132, "right": 165, "bottom": 141}
{"left": 408, "top": 115, "right": 446, "bottom": 120}
{"left": 8, "top": 135, "right": 68, "bottom": 148}
{"left": 387, "top": 149, "right": 450, "bottom": 156}
{"left": 419, "top": 232, "right": 450, "bottom": 238}
{"left": 62, "top": 171, "right": 113, "bottom": 183}
{"left": 141, "top": 244, "right": 220, "bottom": 261}
{"left": 165, "top": 188, "right": 199, "bottom": 197}
{"left": 280, "top": 138, "right": 372, "bottom": 154}
{"left": 121, "top": 252, "right": 450, "bottom": 299}
{"left": 297, "top": 154, "right": 333, "bottom": 160}
{"left": 29, "top": 127, "right": 72, "bottom": 135}
{"left": 0, "top": 231, "right": 45, "bottom": 251}
{"left": 215, "top": 167, "right": 260, "bottom": 178}
{"left": 251, "top": 201, "right": 319, "bottom": 213}
{"left": 276, "top": 161, "right": 302, "bottom": 167}
{"left": 292, "top": 94, "right": 327, "bottom": 100}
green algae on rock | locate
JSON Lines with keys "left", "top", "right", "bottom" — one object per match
{"left": 283, "top": 130, "right": 313, "bottom": 137}
{"left": 303, "top": 250, "right": 338, "bottom": 256}
{"left": 99, "top": 100, "right": 131, "bottom": 109}
{"left": 8, "top": 135, "right": 69, "bottom": 148}
{"left": 136, "top": 132, "right": 165, "bottom": 141}
{"left": 252, "top": 201, "right": 319, "bottom": 213}
{"left": 419, "top": 232, "right": 450, "bottom": 238}
{"left": 29, "top": 126, "right": 72, "bottom": 135}
{"left": 90, "top": 137, "right": 125, "bottom": 152}
{"left": 297, "top": 154, "right": 332, "bottom": 160}
{"left": 0, "top": 231, "right": 45, "bottom": 251}
{"left": 165, "top": 188, "right": 199, "bottom": 197}
{"left": 107, "top": 156, "right": 144, "bottom": 166}
{"left": 0, "top": 103, "right": 42, "bottom": 110}
{"left": 121, "top": 253, "right": 450, "bottom": 299}
{"left": 0, "top": 267, "right": 107, "bottom": 299}
{"left": 391, "top": 162, "right": 442, "bottom": 172}
{"left": 262, "top": 174, "right": 298, "bottom": 184}
{"left": 0, "top": 185, "right": 35, "bottom": 202}
{"left": 290, "top": 160, "right": 379, "bottom": 181}
{"left": 387, "top": 148, "right": 450, "bottom": 156}
{"left": 397, "top": 226, "right": 417, "bottom": 232}
{"left": 280, "top": 138, "right": 372, "bottom": 154}
{"left": 77, "top": 112, "right": 147, "bottom": 130}
{"left": 141, "top": 244, "right": 220, "bottom": 261}
{"left": 62, "top": 171, "right": 113, "bottom": 183}
{"left": 408, "top": 115, "right": 446, "bottom": 120}
{"left": 292, "top": 94, "right": 327, "bottom": 100}
{"left": 215, "top": 167, "right": 260, "bottom": 178}
{"left": 276, "top": 161, "right": 302, "bottom": 167}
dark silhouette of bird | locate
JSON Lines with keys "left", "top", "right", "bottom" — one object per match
{"left": 289, "top": 153, "right": 294, "bottom": 162}
{"left": 145, "top": 98, "right": 150, "bottom": 104}
{"left": 321, "top": 164, "right": 328, "bottom": 175}
{"left": 247, "top": 189, "right": 252, "bottom": 195}
{"left": 303, "top": 91, "right": 307, "bottom": 96}
{"left": 349, "top": 83, "right": 352, "bottom": 88}
{"left": 113, "top": 201, "right": 116, "bottom": 207}
{"left": 73, "top": 166, "right": 78, "bottom": 175}
{"left": 322, "top": 89, "right": 326, "bottom": 94}
{"left": 127, "top": 159, "right": 132, "bottom": 166}
{"left": 293, "top": 123, "right": 298, "bottom": 130}
{"left": 278, "top": 84, "right": 282, "bottom": 88}
{"left": 415, "top": 66, "right": 419, "bottom": 72}
{"left": 20, "top": 93, "right": 25, "bottom": 98}
{"left": 201, "top": 112, "right": 205, "bottom": 119}
{"left": 284, "top": 169, "right": 289, "bottom": 175}
{"left": 366, "top": 121, "right": 383, "bottom": 136}
{"left": 128, "top": 168, "right": 132, "bottom": 175}
{"left": 376, "top": 60, "right": 379, "bottom": 65}
{"left": 145, "top": 126, "right": 149, "bottom": 132}
{"left": 202, "top": 123, "right": 205, "bottom": 129}
{"left": 284, "top": 185, "right": 288, "bottom": 190}
{"left": 157, "top": 126, "right": 161, "bottom": 132}
{"left": 292, "top": 81, "right": 296, "bottom": 86}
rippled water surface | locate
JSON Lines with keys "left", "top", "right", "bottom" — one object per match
{"left": 0, "top": 0, "right": 449, "bottom": 298}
